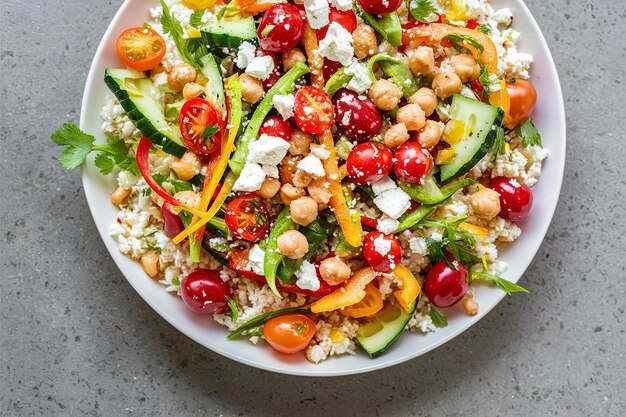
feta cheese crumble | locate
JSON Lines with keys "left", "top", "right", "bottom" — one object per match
{"left": 345, "top": 61, "right": 373, "bottom": 94}
{"left": 247, "top": 134, "right": 291, "bottom": 166}
{"left": 297, "top": 155, "right": 326, "bottom": 177}
{"left": 232, "top": 163, "right": 266, "bottom": 192}
{"left": 248, "top": 244, "right": 265, "bottom": 276}
{"left": 271, "top": 94, "right": 295, "bottom": 120}
{"left": 303, "top": 0, "right": 330, "bottom": 29}
{"left": 235, "top": 41, "right": 257, "bottom": 70}
{"left": 318, "top": 22, "right": 354, "bottom": 66}
{"left": 295, "top": 261, "right": 320, "bottom": 291}
{"left": 245, "top": 56, "right": 275, "bottom": 80}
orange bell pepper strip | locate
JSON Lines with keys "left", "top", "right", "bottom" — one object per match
{"left": 402, "top": 24, "right": 499, "bottom": 74}
{"left": 302, "top": 24, "right": 364, "bottom": 248}
{"left": 489, "top": 79, "right": 512, "bottom": 126}
{"left": 311, "top": 267, "right": 376, "bottom": 313}
{"left": 393, "top": 265, "right": 421, "bottom": 312}
{"left": 342, "top": 283, "right": 383, "bottom": 318}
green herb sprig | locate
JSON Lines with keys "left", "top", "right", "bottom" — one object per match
{"left": 407, "top": 0, "right": 437, "bottom": 23}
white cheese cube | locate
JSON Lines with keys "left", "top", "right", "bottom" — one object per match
{"left": 297, "top": 155, "right": 326, "bottom": 177}
{"left": 310, "top": 143, "right": 330, "bottom": 160}
{"left": 271, "top": 94, "right": 295, "bottom": 120}
{"left": 235, "top": 41, "right": 257, "bottom": 69}
{"left": 345, "top": 61, "right": 373, "bottom": 94}
{"left": 248, "top": 244, "right": 265, "bottom": 275}
{"left": 374, "top": 188, "right": 412, "bottom": 219}
{"left": 247, "top": 134, "right": 291, "bottom": 166}
{"left": 377, "top": 217, "right": 400, "bottom": 234}
{"left": 295, "top": 261, "right": 320, "bottom": 291}
{"left": 303, "top": 0, "right": 330, "bottom": 29}
{"left": 245, "top": 55, "right": 275, "bottom": 80}
{"left": 318, "top": 22, "right": 354, "bottom": 66}
{"left": 232, "top": 163, "right": 266, "bottom": 192}
{"left": 370, "top": 175, "right": 397, "bottom": 195}
{"left": 330, "top": 0, "right": 353, "bottom": 11}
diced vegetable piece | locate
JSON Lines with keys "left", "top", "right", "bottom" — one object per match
{"left": 311, "top": 267, "right": 376, "bottom": 313}
{"left": 393, "top": 265, "right": 421, "bottom": 311}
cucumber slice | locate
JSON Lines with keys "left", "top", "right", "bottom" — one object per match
{"left": 438, "top": 95, "right": 503, "bottom": 184}
{"left": 104, "top": 68, "right": 187, "bottom": 157}
{"left": 200, "top": 16, "right": 258, "bottom": 49}
{"left": 199, "top": 54, "right": 226, "bottom": 116}
{"left": 354, "top": 300, "right": 417, "bottom": 358}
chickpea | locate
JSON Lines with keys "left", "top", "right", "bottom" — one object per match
{"left": 279, "top": 183, "right": 305, "bottom": 205}
{"left": 289, "top": 129, "right": 313, "bottom": 156}
{"left": 149, "top": 64, "right": 166, "bottom": 81}
{"left": 140, "top": 252, "right": 159, "bottom": 278}
{"left": 409, "top": 46, "right": 435, "bottom": 76}
{"left": 352, "top": 23, "right": 378, "bottom": 59}
{"left": 462, "top": 298, "right": 479, "bottom": 316}
{"left": 368, "top": 79, "right": 403, "bottom": 111}
{"left": 258, "top": 177, "right": 281, "bottom": 199}
{"left": 307, "top": 178, "right": 332, "bottom": 204}
{"left": 432, "top": 72, "right": 463, "bottom": 99}
{"left": 396, "top": 103, "right": 426, "bottom": 131}
{"left": 290, "top": 196, "right": 318, "bottom": 226}
{"left": 409, "top": 87, "right": 438, "bottom": 116}
{"left": 416, "top": 120, "right": 444, "bottom": 150}
{"left": 292, "top": 169, "right": 313, "bottom": 188}
{"left": 171, "top": 150, "right": 201, "bottom": 181}
{"left": 449, "top": 54, "right": 481, "bottom": 83}
{"left": 167, "top": 63, "right": 196, "bottom": 91}
{"left": 277, "top": 230, "right": 309, "bottom": 259}
{"left": 182, "top": 82, "right": 204, "bottom": 100}
{"left": 384, "top": 123, "right": 410, "bottom": 149}
{"left": 319, "top": 257, "right": 351, "bottom": 286}
{"left": 282, "top": 48, "right": 306, "bottom": 71}
{"left": 111, "top": 186, "right": 130, "bottom": 206}
{"left": 238, "top": 73, "right": 264, "bottom": 104}
{"left": 279, "top": 155, "right": 302, "bottom": 184}
{"left": 469, "top": 188, "right": 501, "bottom": 220}
{"left": 393, "top": 52, "right": 410, "bottom": 69}
{"left": 174, "top": 190, "right": 200, "bottom": 210}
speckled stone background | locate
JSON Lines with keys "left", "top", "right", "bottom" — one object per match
{"left": 1, "top": 0, "right": 625, "bottom": 415}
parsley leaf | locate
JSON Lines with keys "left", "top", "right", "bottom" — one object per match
{"left": 491, "top": 125, "right": 506, "bottom": 162}
{"left": 189, "top": 8, "right": 205, "bottom": 28}
{"left": 471, "top": 271, "right": 529, "bottom": 295}
{"left": 407, "top": 0, "right": 437, "bottom": 23}
{"left": 516, "top": 118, "right": 543, "bottom": 148}
{"left": 422, "top": 218, "right": 480, "bottom": 269}
{"left": 202, "top": 123, "right": 220, "bottom": 138}
{"left": 477, "top": 23, "right": 491, "bottom": 34}
{"left": 226, "top": 296, "right": 238, "bottom": 322}
{"left": 160, "top": 0, "right": 206, "bottom": 68}
{"left": 478, "top": 62, "right": 491, "bottom": 100}
{"left": 429, "top": 305, "right": 448, "bottom": 328}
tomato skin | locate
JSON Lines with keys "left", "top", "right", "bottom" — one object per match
{"left": 293, "top": 86, "right": 335, "bottom": 134}
{"left": 224, "top": 194, "right": 270, "bottom": 242}
{"left": 393, "top": 142, "right": 433, "bottom": 184}
{"left": 322, "top": 59, "right": 342, "bottom": 82}
{"left": 505, "top": 79, "right": 537, "bottom": 129}
{"left": 263, "top": 314, "right": 316, "bottom": 354}
{"left": 116, "top": 27, "right": 166, "bottom": 71}
{"left": 317, "top": 7, "right": 357, "bottom": 40}
{"left": 161, "top": 203, "right": 185, "bottom": 239}
{"left": 180, "top": 269, "right": 232, "bottom": 314}
{"left": 257, "top": 4, "right": 304, "bottom": 52}
{"left": 259, "top": 114, "right": 293, "bottom": 141}
{"left": 333, "top": 89, "right": 382, "bottom": 141}
{"left": 357, "top": 0, "right": 403, "bottom": 15}
{"left": 424, "top": 260, "right": 468, "bottom": 308}
{"left": 363, "top": 231, "right": 403, "bottom": 273}
{"left": 489, "top": 176, "right": 533, "bottom": 221}
{"left": 179, "top": 98, "right": 223, "bottom": 155}
{"left": 346, "top": 142, "right": 393, "bottom": 185}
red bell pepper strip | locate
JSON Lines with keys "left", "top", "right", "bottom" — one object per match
{"left": 136, "top": 136, "right": 182, "bottom": 207}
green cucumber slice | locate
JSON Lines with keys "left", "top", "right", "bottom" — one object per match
{"left": 199, "top": 54, "right": 226, "bottom": 116}
{"left": 200, "top": 16, "right": 257, "bottom": 49}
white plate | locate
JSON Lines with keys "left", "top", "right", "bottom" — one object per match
{"left": 80, "top": 0, "right": 566, "bottom": 376}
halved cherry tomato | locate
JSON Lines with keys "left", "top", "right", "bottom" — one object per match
{"left": 259, "top": 114, "right": 293, "bottom": 141}
{"left": 317, "top": 7, "right": 357, "bottom": 40}
{"left": 264, "top": 314, "right": 316, "bottom": 354}
{"left": 505, "top": 79, "right": 537, "bottom": 129}
{"left": 342, "top": 283, "right": 383, "bottom": 318}
{"left": 182, "top": 0, "right": 216, "bottom": 9}
{"left": 293, "top": 86, "right": 335, "bottom": 134}
{"left": 224, "top": 194, "right": 270, "bottom": 242}
{"left": 179, "top": 98, "right": 223, "bottom": 155}
{"left": 116, "top": 27, "right": 166, "bottom": 71}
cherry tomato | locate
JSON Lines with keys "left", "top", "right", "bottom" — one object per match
{"left": 293, "top": 86, "right": 335, "bottom": 134}
{"left": 346, "top": 142, "right": 393, "bottom": 185}
{"left": 424, "top": 259, "right": 468, "bottom": 308}
{"left": 490, "top": 176, "right": 533, "bottom": 221}
{"left": 115, "top": 27, "right": 166, "bottom": 71}
{"left": 333, "top": 89, "right": 382, "bottom": 141}
{"left": 393, "top": 141, "right": 433, "bottom": 184}
{"left": 322, "top": 59, "right": 342, "bottom": 82}
{"left": 357, "top": 0, "right": 403, "bottom": 15}
{"left": 505, "top": 79, "right": 537, "bottom": 129}
{"left": 179, "top": 98, "right": 223, "bottom": 155}
{"left": 263, "top": 314, "right": 316, "bottom": 354}
{"left": 317, "top": 7, "right": 357, "bottom": 40}
{"left": 180, "top": 269, "right": 232, "bottom": 314}
{"left": 363, "top": 231, "right": 402, "bottom": 273}
{"left": 161, "top": 202, "right": 185, "bottom": 239}
{"left": 224, "top": 194, "right": 270, "bottom": 242}
{"left": 259, "top": 114, "right": 293, "bottom": 141}
{"left": 257, "top": 4, "right": 304, "bottom": 53}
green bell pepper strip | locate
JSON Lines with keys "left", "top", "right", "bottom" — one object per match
{"left": 263, "top": 207, "right": 297, "bottom": 297}
{"left": 367, "top": 54, "right": 418, "bottom": 98}
{"left": 276, "top": 217, "right": 330, "bottom": 283}
{"left": 399, "top": 177, "right": 477, "bottom": 205}
{"left": 395, "top": 205, "right": 437, "bottom": 233}
{"left": 229, "top": 62, "right": 310, "bottom": 175}
{"left": 353, "top": 3, "right": 402, "bottom": 47}
{"left": 325, "top": 66, "right": 353, "bottom": 97}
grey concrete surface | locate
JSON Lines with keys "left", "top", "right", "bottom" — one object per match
{"left": 1, "top": 0, "right": 625, "bottom": 416}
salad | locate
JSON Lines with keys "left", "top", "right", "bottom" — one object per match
{"left": 52, "top": 0, "right": 548, "bottom": 363}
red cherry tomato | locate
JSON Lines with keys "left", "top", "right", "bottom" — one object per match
{"left": 179, "top": 98, "right": 223, "bottom": 155}
{"left": 357, "top": 0, "right": 403, "bottom": 15}
{"left": 346, "top": 142, "right": 393, "bottom": 185}
{"left": 293, "top": 86, "right": 335, "bottom": 134}
{"left": 322, "top": 59, "right": 342, "bottom": 82}
{"left": 363, "top": 231, "right": 402, "bottom": 273}
{"left": 333, "top": 89, "right": 382, "bottom": 141}
{"left": 317, "top": 7, "right": 357, "bottom": 40}
{"left": 180, "top": 269, "right": 232, "bottom": 314}
{"left": 116, "top": 27, "right": 166, "bottom": 71}
{"left": 225, "top": 194, "right": 270, "bottom": 242}
{"left": 259, "top": 114, "right": 293, "bottom": 141}
{"left": 424, "top": 259, "right": 468, "bottom": 308}
{"left": 505, "top": 79, "right": 537, "bottom": 129}
{"left": 490, "top": 176, "right": 533, "bottom": 221}
{"left": 393, "top": 141, "right": 433, "bottom": 184}
{"left": 263, "top": 314, "right": 316, "bottom": 354}
{"left": 161, "top": 203, "right": 185, "bottom": 239}
{"left": 257, "top": 3, "right": 304, "bottom": 52}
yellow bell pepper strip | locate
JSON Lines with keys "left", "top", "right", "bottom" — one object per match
{"left": 302, "top": 24, "right": 364, "bottom": 248}
{"left": 392, "top": 265, "right": 421, "bottom": 312}
{"left": 402, "top": 24, "right": 498, "bottom": 74}
{"left": 458, "top": 221, "right": 489, "bottom": 236}
{"left": 311, "top": 267, "right": 376, "bottom": 313}
{"left": 489, "top": 79, "right": 512, "bottom": 126}
{"left": 342, "top": 284, "right": 383, "bottom": 318}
